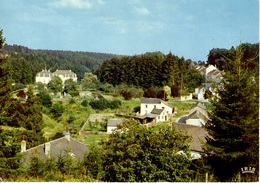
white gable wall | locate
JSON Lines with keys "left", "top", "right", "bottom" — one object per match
{"left": 140, "top": 101, "right": 172, "bottom": 116}
{"left": 186, "top": 118, "right": 205, "bottom": 127}
{"left": 35, "top": 76, "right": 52, "bottom": 84}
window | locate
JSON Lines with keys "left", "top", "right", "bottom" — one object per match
{"left": 146, "top": 105, "right": 148, "bottom": 108}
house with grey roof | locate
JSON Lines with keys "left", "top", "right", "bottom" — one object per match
{"left": 173, "top": 122, "right": 207, "bottom": 159}
{"left": 107, "top": 119, "right": 124, "bottom": 134}
{"left": 139, "top": 98, "right": 173, "bottom": 123}
{"left": 186, "top": 102, "right": 208, "bottom": 127}
{"left": 21, "top": 130, "right": 89, "bottom": 167}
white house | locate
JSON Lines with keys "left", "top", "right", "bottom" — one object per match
{"left": 194, "top": 83, "right": 212, "bottom": 100}
{"left": 140, "top": 98, "right": 173, "bottom": 123}
{"left": 186, "top": 102, "right": 208, "bottom": 127}
{"left": 53, "top": 70, "right": 77, "bottom": 84}
{"left": 107, "top": 119, "right": 124, "bottom": 134}
{"left": 35, "top": 69, "right": 77, "bottom": 84}
{"left": 35, "top": 69, "right": 53, "bottom": 84}
{"left": 180, "top": 93, "right": 193, "bottom": 101}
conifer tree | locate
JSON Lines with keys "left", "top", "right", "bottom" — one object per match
{"left": 0, "top": 29, "right": 12, "bottom": 125}
{"left": 204, "top": 45, "right": 259, "bottom": 181}
{"left": 0, "top": 29, "right": 24, "bottom": 179}
{"left": 23, "top": 85, "right": 44, "bottom": 148}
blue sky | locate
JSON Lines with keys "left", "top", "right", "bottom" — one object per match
{"left": 0, "top": 0, "right": 259, "bottom": 61}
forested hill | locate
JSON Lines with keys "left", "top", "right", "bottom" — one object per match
{"left": 1, "top": 44, "right": 119, "bottom": 84}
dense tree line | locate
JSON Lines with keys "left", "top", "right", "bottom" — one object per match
{"left": 207, "top": 43, "right": 259, "bottom": 71}
{"left": 98, "top": 52, "right": 189, "bottom": 91}
{"left": 0, "top": 44, "right": 117, "bottom": 84}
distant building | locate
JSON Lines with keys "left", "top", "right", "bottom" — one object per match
{"left": 35, "top": 69, "right": 77, "bottom": 84}
{"left": 53, "top": 69, "right": 77, "bottom": 84}
{"left": 35, "top": 69, "right": 53, "bottom": 84}
{"left": 186, "top": 102, "right": 209, "bottom": 127}
{"left": 139, "top": 98, "right": 173, "bottom": 123}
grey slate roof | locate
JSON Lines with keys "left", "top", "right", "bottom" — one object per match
{"left": 22, "top": 137, "right": 89, "bottom": 164}
{"left": 53, "top": 70, "right": 76, "bottom": 77}
{"left": 190, "top": 102, "right": 206, "bottom": 110}
{"left": 140, "top": 98, "right": 161, "bottom": 104}
{"left": 107, "top": 119, "right": 123, "bottom": 127}
{"left": 36, "top": 69, "right": 53, "bottom": 77}
{"left": 151, "top": 108, "right": 163, "bottom": 115}
{"left": 187, "top": 110, "right": 207, "bottom": 120}
{"left": 173, "top": 123, "right": 207, "bottom": 153}
{"left": 140, "top": 98, "right": 172, "bottom": 108}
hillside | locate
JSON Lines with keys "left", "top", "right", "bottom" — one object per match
{"left": 1, "top": 44, "right": 119, "bottom": 83}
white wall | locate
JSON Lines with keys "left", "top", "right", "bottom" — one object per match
{"left": 107, "top": 126, "right": 117, "bottom": 134}
{"left": 186, "top": 119, "right": 205, "bottom": 127}
{"left": 140, "top": 101, "right": 172, "bottom": 116}
{"left": 181, "top": 93, "right": 193, "bottom": 101}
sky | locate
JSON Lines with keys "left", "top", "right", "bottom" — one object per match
{"left": 0, "top": 0, "right": 259, "bottom": 61}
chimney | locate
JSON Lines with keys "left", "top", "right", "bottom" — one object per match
{"left": 65, "top": 126, "right": 70, "bottom": 141}
{"left": 44, "top": 135, "right": 51, "bottom": 158}
{"left": 21, "top": 135, "right": 26, "bottom": 153}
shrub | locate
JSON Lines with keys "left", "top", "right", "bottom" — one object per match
{"left": 69, "top": 98, "right": 76, "bottom": 104}
{"left": 50, "top": 102, "right": 64, "bottom": 119}
{"left": 37, "top": 91, "right": 52, "bottom": 108}
{"left": 89, "top": 98, "right": 109, "bottom": 110}
{"left": 81, "top": 99, "right": 89, "bottom": 107}
{"left": 109, "top": 99, "right": 122, "bottom": 109}
{"left": 67, "top": 115, "right": 76, "bottom": 123}
{"left": 120, "top": 90, "right": 132, "bottom": 100}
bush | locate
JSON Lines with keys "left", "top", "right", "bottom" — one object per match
{"left": 50, "top": 102, "right": 64, "bottom": 119}
{"left": 109, "top": 99, "right": 122, "bottom": 109}
{"left": 67, "top": 115, "right": 76, "bottom": 123}
{"left": 120, "top": 90, "right": 132, "bottom": 100}
{"left": 89, "top": 98, "right": 109, "bottom": 110}
{"left": 81, "top": 99, "right": 89, "bottom": 107}
{"left": 37, "top": 91, "right": 52, "bottom": 108}
{"left": 69, "top": 98, "right": 76, "bottom": 104}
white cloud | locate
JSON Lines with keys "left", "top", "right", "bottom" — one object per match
{"left": 97, "top": 0, "right": 106, "bottom": 5}
{"left": 49, "top": 0, "right": 93, "bottom": 9}
{"left": 135, "top": 6, "right": 151, "bottom": 15}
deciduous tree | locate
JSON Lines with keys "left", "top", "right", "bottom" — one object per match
{"left": 100, "top": 120, "right": 193, "bottom": 182}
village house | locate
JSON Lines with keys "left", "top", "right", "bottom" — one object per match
{"left": 194, "top": 83, "right": 212, "bottom": 100}
{"left": 196, "top": 64, "right": 223, "bottom": 83}
{"left": 21, "top": 129, "right": 89, "bottom": 166}
{"left": 186, "top": 102, "right": 209, "bottom": 127}
{"left": 35, "top": 69, "right": 77, "bottom": 84}
{"left": 139, "top": 98, "right": 174, "bottom": 123}
{"left": 35, "top": 69, "right": 53, "bottom": 84}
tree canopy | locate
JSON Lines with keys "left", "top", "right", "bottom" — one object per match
{"left": 99, "top": 120, "right": 193, "bottom": 182}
